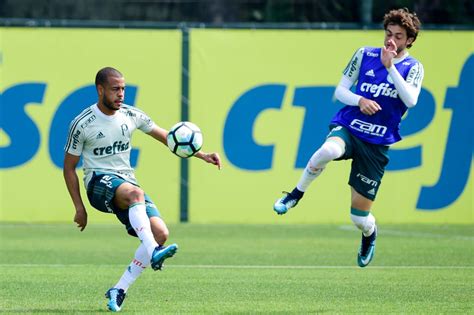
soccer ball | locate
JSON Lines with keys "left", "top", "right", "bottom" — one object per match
{"left": 167, "top": 121, "right": 203, "bottom": 158}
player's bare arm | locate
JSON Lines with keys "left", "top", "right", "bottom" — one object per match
{"left": 63, "top": 152, "right": 88, "bottom": 231}
{"left": 194, "top": 151, "right": 222, "bottom": 169}
{"left": 147, "top": 125, "right": 168, "bottom": 145}
{"left": 148, "top": 125, "right": 221, "bottom": 169}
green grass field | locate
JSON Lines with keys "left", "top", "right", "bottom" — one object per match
{"left": 1, "top": 223, "right": 473, "bottom": 313}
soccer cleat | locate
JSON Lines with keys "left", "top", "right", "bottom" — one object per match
{"left": 105, "top": 288, "right": 126, "bottom": 312}
{"left": 357, "top": 226, "right": 377, "bottom": 267}
{"left": 273, "top": 191, "right": 301, "bottom": 215}
{"left": 150, "top": 243, "right": 178, "bottom": 271}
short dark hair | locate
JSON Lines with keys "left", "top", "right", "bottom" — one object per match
{"left": 383, "top": 8, "right": 421, "bottom": 48}
{"left": 95, "top": 67, "right": 123, "bottom": 87}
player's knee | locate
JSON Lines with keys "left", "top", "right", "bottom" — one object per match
{"left": 322, "top": 141, "right": 344, "bottom": 160}
{"left": 127, "top": 187, "right": 145, "bottom": 204}
{"left": 350, "top": 212, "right": 375, "bottom": 232}
{"left": 153, "top": 226, "right": 169, "bottom": 244}
{"left": 309, "top": 141, "right": 344, "bottom": 168}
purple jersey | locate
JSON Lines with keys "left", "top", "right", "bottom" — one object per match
{"left": 331, "top": 47, "right": 420, "bottom": 145}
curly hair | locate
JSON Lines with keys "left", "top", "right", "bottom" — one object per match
{"left": 383, "top": 8, "right": 421, "bottom": 48}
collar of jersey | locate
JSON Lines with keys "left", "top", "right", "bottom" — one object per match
{"left": 92, "top": 103, "right": 118, "bottom": 121}
{"left": 392, "top": 51, "right": 409, "bottom": 65}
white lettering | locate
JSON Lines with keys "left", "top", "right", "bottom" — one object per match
{"left": 350, "top": 119, "right": 387, "bottom": 137}
{"left": 356, "top": 173, "right": 378, "bottom": 187}
{"left": 359, "top": 82, "right": 398, "bottom": 99}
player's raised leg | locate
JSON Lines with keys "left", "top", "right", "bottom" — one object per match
{"left": 149, "top": 216, "right": 178, "bottom": 271}
{"left": 274, "top": 138, "right": 345, "bottom": 214}
{"left": 114, "top": 183, "right": 177, "bottom": 270}
{"left": 114, "top": 183, "right": 159, "bottom": 257}
{"left": 350, "top": 188, "right": 377, "bottom": 267}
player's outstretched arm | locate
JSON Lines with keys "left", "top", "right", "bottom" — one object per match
{"left": 63, "top": 153, "right": 88, "bottom": 231}
{"left": 147, "top": 125, "right": 169, "bottom": 145}
{"left": 194, "top": 151, "right": 222, "bottom": 170}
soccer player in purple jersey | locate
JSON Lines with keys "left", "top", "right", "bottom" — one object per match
{"left": 274, "top": 8, "right": 423, "bottom": 267}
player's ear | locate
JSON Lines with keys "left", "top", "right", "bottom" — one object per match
{"left": 97, "top": 84, "right": 104, "bottom": 96}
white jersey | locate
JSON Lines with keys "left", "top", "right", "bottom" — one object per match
{"left": 65, "top": 103, "right": 155, "bottom": 187}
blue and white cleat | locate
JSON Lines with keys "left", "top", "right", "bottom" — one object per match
{"left": 357, "top": 226, "right": 377, "bottom": 267}
{"left": 273, "top": 191, "right": 301, "bottom": 215}
{"left": 105, "top": 288, "right": 126, "bottom": 312}
{"left": 151, "top": 243, "right": 178, "bottom": 271}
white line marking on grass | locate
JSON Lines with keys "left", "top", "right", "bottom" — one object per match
{"left": 1, "top": 264, "right": 473, "bottom": 270}
{"left": 338, "top": 225, "right": 474, "bottom": 241}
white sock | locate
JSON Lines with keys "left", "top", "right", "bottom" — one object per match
{"left": 350, "top": 209, "right": 376, "bottom": 237}
{"left": 129, "top": 202, "right": 157, "bottom": 257}
{"left": 115, "top": 243, "right": 150, "bottom": 292}
{"left": 296, "top": 140, "right": 344, "bottom": 192}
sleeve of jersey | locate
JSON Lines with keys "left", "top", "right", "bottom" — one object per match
{"left": 342, "top": 47, "right": 364, "bottom": 82}
{"left": 136, "top": 112, "right": 156, "bottom": 133}
{"left": 64, "top": 121, "right": 84, "bottom": 156}
{"left": 335, "top": 47, "right": 364, "bottom": 106}
{"left": 334, "top": 76, "right": 362, "bottom": 106}
{"left": 387, "top": 62, "right": 424, "bottom": 108}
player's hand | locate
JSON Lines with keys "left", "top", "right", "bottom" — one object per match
{"left": 358, "top": 97, "right": 382, "bottom": 115}
{"left": 197, "top": 152, "right": 222, "bottom": 170}
{"left": 382, "top": 39, "right": 397, "bottom": 68}
{"left": 74, "top": 207, "right": 88, "bottom": 231}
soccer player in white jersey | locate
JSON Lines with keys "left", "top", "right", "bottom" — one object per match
{"left": 63, "top": 67, "right": 221, "bottom": 312}
{"left": 274, "top": 8, "right": 423, "bottom": 267}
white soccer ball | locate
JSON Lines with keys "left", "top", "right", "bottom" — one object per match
{"left": 166, "top": 121, "right": 203, "bottom": 158}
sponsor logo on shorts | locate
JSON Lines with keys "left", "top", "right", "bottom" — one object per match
{"left": 356, "top": 173, "right": 378, "bottom": 187}
{"left": 104, "top": 200, "right": 114, "bottom": 213}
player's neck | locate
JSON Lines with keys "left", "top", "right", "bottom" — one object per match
{"left": 395, "top": 49, "right": 408, "bottom": 59}
{"left": 97, "top": 102, "right": 117, "bottom": 116}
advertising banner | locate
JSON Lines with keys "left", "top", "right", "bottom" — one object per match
{"left": 0, "top": 28, "right": 182, "bottom": 223}
{"left": 188, "top": 29, "right": 473, "bottom": 224}
{"left": 1, "top": 28, "right": 472, "bottom": 224}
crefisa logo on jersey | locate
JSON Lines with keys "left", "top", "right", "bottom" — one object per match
{"left": 93, "top": 141, "right": 130, "bottom": 156}
{"left": 360, "top": 82, "right": 398, "bottom": 98}
{"left": 72, "top": 130, "right": 81, "bottom": 149}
